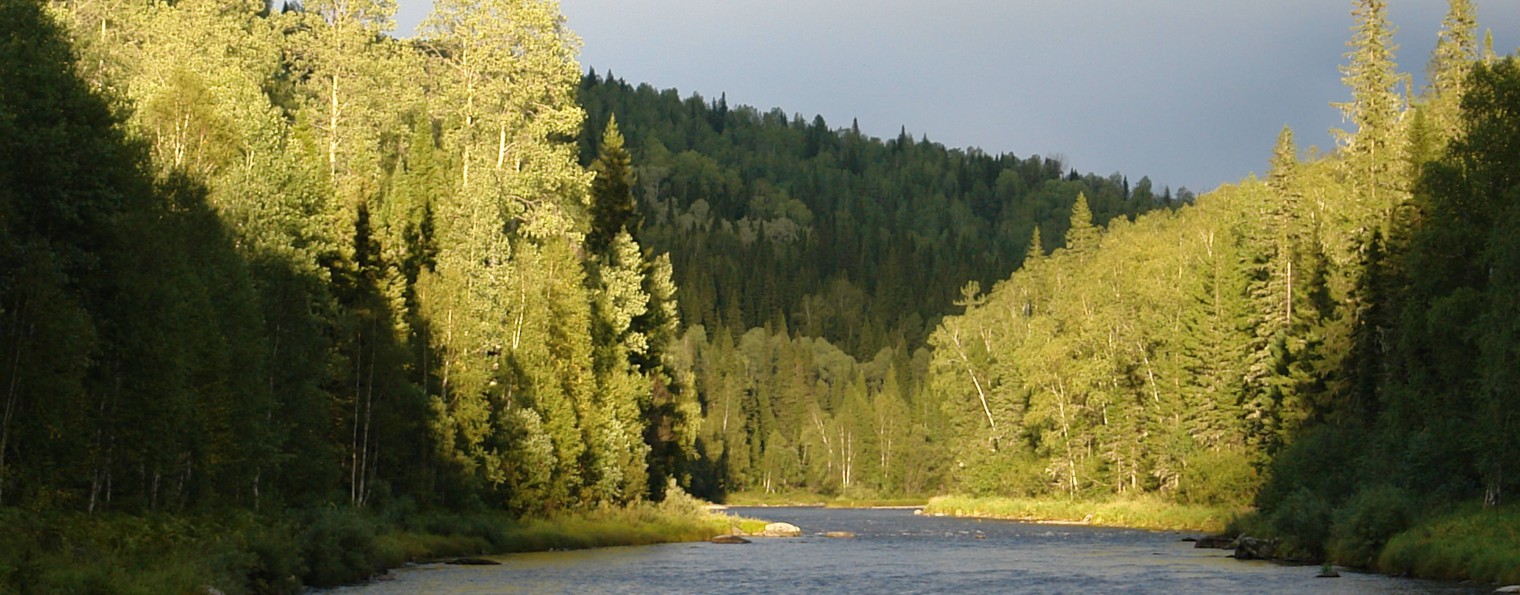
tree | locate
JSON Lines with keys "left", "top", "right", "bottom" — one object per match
{"left": 588, "top": 116, "right": 639, "bottom": 254}
{"left": 1062, "top": 192, "right": 1100, "bottom": 255}
{"left": 1425, "top": 0, "right": 1479, "bottom": 143}
{"left": 1333, "top": 0, "right": 1408, "bottom": 228}
{"left": 420, "top": 0, "right": 588, "bottom": 239}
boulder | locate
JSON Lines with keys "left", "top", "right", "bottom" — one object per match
{"left": 823, "top": 531, "right": 855, "bottom": 539}
{"left": 761, "top": 522, "right": 803, "bottom": 537}
{"left": 1231, "top": 536, "right": 1278, "bottom": 561}
{"left": 1493, "top": 586, "right": 1520, "bottom": 594}
{"left": 710, "top": 534, "right": 752, "bottom": 544}
{"left": 1193, "top": 535, "right": 1234, "bottom": 549}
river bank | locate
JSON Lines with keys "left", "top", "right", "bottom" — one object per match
{"left": 1230, "top": 500, "right": 1520, "bottom": 586}
{"left": 921, "top": 494, "right": 1520, "bottom": 587}
{"left": 723, "top": 491, "right": 928, "bottom": 509}
{"left": 0, "top": 496, "right": 745, "bottom": 594}
{"left": 1375, "top": 504, "right": 1520, "bottom": 585}
{"left": 921, "top": 495, "right": 1243, "bottom": 533}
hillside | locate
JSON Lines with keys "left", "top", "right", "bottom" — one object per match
{"left": 575, "top": 72, "right": 1181, "bottom": 497}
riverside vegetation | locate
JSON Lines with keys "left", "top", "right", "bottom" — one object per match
{"left": 4, "top": 0, "right": 1520, "bottom": 591}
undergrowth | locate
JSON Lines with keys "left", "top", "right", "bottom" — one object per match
{"left": 0, "top": 489, "right": 738, "bottom": 594}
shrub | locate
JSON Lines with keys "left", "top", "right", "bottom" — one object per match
{"left": 238, "top": 519, "right": 303, "bottom": 594}
{"left": 1267, "top": 487, "right": 1332, "bottom": 560}
{"left": 298, "top": 508, "right": 383, "bottom": 587}
{"left": 1327, "top": 484, "right": 1416, "bottom": 567}
{"left": 1256, "top": 425, "right": 1361, "bottom": 514}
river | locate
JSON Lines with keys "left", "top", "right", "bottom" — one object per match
{"left": 327, "top": 507, "right": 1481, "bottom": 594}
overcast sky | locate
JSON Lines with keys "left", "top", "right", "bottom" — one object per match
{"left": 392, "top": 1, "right": 1520, "bottom": 194}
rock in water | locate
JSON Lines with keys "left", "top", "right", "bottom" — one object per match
{"left": 762, "top": 522, "right": 803, "bottom": 537}
{"left": 447, "top": 557, "right": 501, "bottom": 566}
{"left": 1193, "top": 535, "right": 1234, "bottom": 549}
{"left": 823, "top": 531, "right": 855, "bottom": 538}
{"left": 710, "top": 534, "right": 752, "bottom": 544}
{"left": 1231, "top": 536, "right": 1278, "bottom": 561}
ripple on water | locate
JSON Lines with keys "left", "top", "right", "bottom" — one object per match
{"left": 323, "top": 508, "right": 1480, "bottom": 595}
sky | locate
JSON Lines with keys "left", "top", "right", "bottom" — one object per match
{"left": 392, "top": 1, "right": 1520, "bottom": 194}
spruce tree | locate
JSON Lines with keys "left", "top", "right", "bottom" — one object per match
{"left": 1334, "top": 0, "right": 1407, "bottom": 226}
{"left": 1426, "top": 0, "right": 1479, "bottom": 144}
{"left": 588, "top": 116, "right": 639, "bottom": 255}
{"left": 1063, "top": 192, "right": 1100, "bottom": 255}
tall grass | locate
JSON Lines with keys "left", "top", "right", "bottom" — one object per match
{"left": 922, "top": 494, "right": 1243, "bottom": 533}
{"left": 1377, "top": 503, "right": 1520, "bottom": 585}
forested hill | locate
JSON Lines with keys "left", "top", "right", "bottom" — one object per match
{"left": 572, "top": 73, "right": 1188, "bottom": 498}
{"left": 926, "top": 0, "right": 1520, "bottom": 575}
{"left": 576, "top": 72, "right": 1187, "bottom": 358}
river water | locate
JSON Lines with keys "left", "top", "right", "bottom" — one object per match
{"left": 328, "top": 507, "right": 1481, "bottom": 594}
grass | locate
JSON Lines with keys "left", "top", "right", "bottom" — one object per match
{"left": 1377, "top": 502, "right": 1520, "bottom": 585}
{"left": 922, "top": 494, "right": 1244, "bottom": 533}
{"left": 0, "top": 494, "right": 759, "bottom": 594}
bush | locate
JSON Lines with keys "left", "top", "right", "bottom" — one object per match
{"left": 1256, "top": 425, "right": 1361, "bottom": 514}
{"left": 1178, "top": 448, "right": 1260, "bottom": 507}
{"left": 237, "top": 519, "right": 303, "bottom": 594}
{"left": 1267, "top": 487, "right": 1332, "bottom": 560}
{"left": 1327, "top": 484, "right": 1416, "bottom": 567}
{"left": 298, "top": 508, "right": 384, "bottom": 587}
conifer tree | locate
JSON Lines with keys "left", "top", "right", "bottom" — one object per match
{"left": 1063, "top": 192, "right": 1100, "bottom": 255}
{"left": 1334, "top": 0, "right": 1407, "bottom": 228}
{"left": 1426, "top": 0, "right": 1479, "bottom": 143}
{"left": 588, "top": 115, "right": 639, "bottom": 255}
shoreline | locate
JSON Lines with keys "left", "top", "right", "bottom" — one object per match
{"left": 0, "top": 503, "right": 753, "bottom": 594}
{"left": 921, "top": 495, "right": 1242, "bottom": 534}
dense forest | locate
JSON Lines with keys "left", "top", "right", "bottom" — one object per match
{"left": 575, "top": 73, "right": 1183, "bottom": 497}
{"left": 3, "top": 0, "right": 1519, "bottom": 589}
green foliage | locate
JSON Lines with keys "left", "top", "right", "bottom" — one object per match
{"left": 12, "top": 0, "right": 1520, "bottom": 588}
{"left": 0, "top": 503, "right": 735, "bottom": 594}
{"left": 1176, "top": 448, "right": 1258, "bottom": 508}
{"left": 1267, "top": 487, "right": 1333, "bottom": 559}
{"left": 1327, "top": 484, "right": 1416, "bottom": 567}
{"left": 916, "top": 5, "right": 1520, "bottom": 583}
{"left": 578, "top": 72, "right": 1166, "bottom": 360}
{"left": 588, "top": 116, "right": 640, "bottom": 254}
{"left": 6, "top": 0, "right": 702, "bottom": 573}
{"left": 298, "top": 507, "right": 384, "bottom": 588}
{"left": 1378, "top": 503, "right": 1520, "bottom": 584}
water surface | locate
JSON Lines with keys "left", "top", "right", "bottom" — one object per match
{"left": 329, "top": 507, "right": 1479, "bottom": 594}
